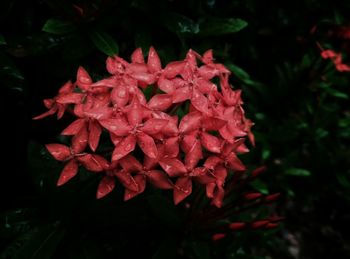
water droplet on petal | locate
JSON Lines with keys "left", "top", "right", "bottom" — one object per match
{"left": 118, "top": 90, "right": 126, "bottom": 98}
{"left": 124, "top": 143, "right": 132, "bottom": 151}
{"left": 154, "top": 125, "right": 161, "bottom": 131}
{"left": 81, "top": 77, "right": 90, "bottom": 84}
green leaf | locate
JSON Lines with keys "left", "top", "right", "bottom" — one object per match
{"left": 262, "top": 147, "right": 271, "bottom": 160}
{"left": 199, "top": 18, "right": 248, "bottom": 36}
{"left": 226, "top": 63, "right": 256, "bottom": 85}
{"left": 1, "top": 224, "right": 65, "bottom": 259}
{"left": 285, "top": 168, "right": 311, "bottom": 177}
{"left": 336, "top": 173, "right": 350, "bottom": 188}
{"left": 89, "top": 31, "right": 119, "bottom": 56}
{"left": 0, "top": 34, "right": 6, "bottom": 45}
{"left": 250, "top": 179, "right": 269, "bottom": 195}
{"left": 161, "top": 13, "right": 199, "bottom": 35}
{"left": 326, "top": 88, "right": 348, "bottom": 99}
{"left": 42, "top": 19, "right": 76, "bottom": 35}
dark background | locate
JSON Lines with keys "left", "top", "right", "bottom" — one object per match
{"left": 1, "top": 0, "right": 350, "bottom": 258}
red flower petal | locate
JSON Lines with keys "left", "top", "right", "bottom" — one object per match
{"left": 213, "top": 165, "right": 227, "bottom": 182}
{"left": 97, "top": 176, "right": 115, "bottom": 199}
{"left": 201, "top": 116, "right": 226, "bottom": 131}
{"left": 147, "top": 46, "right": 162, "bottom": 73}
{"left": 106, "top": 56, "right": 118, "bottom": 74}
{"left": 193, "top": 168, "right": 216, "bottom": 184}
{"left": 212, "top": 186, "right": 225, "bottom": 208}
{"left": 163, "top": 61, "right": 185, "bottom": 78}
{"left": 119, "top": 155, "right": 143, "bottom": 172}
{"left": 161, "top": 120, "right": 179, "bottom": 136}
{"left": 57, "top": 159, "right": 78, "bottom": 186}
{"left": 206, "top": 182, "right": 215, "bottom": 198}
{"left": 112, "top": 134, "right": 137, "bottom": 161}
{"left": 179, "top": 112, "right": 202, "bottom": 133}
{"left": 46, "top": 143, "right": 71, "bottom": 161}
{"left": 83, "top": 106, "right": 113, "bottom": 120}
{"left": 71, "top": 126, "right": 88, "bottom": 153}
{"left": 78, "top": 154, "right": 109, "bottom": 172}
{"left": 141, "top": 118, "right": 168, "bottom": 135}
{"left": 124, "top": 175, "right": 146, "bottom": 201}
{"left": 56, "top": 104, "right": 66, "bottom": 119}
{"left": 200, "top": 132, "right": 222, "bottom": 153}
{"left": 91, "top": 78, "right": 118, "bottom": 88}
{"left": 131, "top": 48, "right": 145, "bottom": 64}
{"left": 202, "top": 49, "right": 213, "bottom": 64}
{"left": 61, "top": 119, "right": 86, "bottom": 136}
{"left": 143, "top": 154, "right": 159, "bottom": 170}
{"left": 159, "top": 157, "right": 187, "bottom": 177}
{"left": 99, "top": 117, "right": 131, "bottom": 136}
{"left": 181, "top": 134, "right": 203, "bottom": 169}
{"left": 128, "top": 63, "right": 148, "bottom": 74}
{"left": 164, "top": 137, "right": 179, "bottom": 157}
{"left": 88, "top": 120, "right": 102, "bottom": 151}
{"left": 137, "top": 132, "right": 158, "bottom": 158}
{"left": 148, "top": 94, "right": 173, "bottom": 111}
{"left": 115, "top": 170, "right": 139, "bottom": 192}
{"left": 173, "top": 177, "right": 192, "bottom": 205}
{"left": 196, "top": 78, "right": 217, "bottom": 94}
{"left": 32, "top": 107, "right": 57, "bottom": 120}
{"left": 172, "top": 87, "right": 191, "bottom": 103}
{"left": 56, "top": 93, "right": 83, "bottom": 104}
{"left": 146, "top": 170, "right": 173, "bottom": 189}
{"left": 198, "top": 65, "right": 217, "bottom": 80}
{"left": 204, "top": 156, "right": 222, "bottom": 170}
{"left": 219, "top": 125, "right": 234, "bottom": 143}
{"left": 158, "top": 77, "right": 175, "bottom": 93}
{"left": 58, "top": 80, "right": 74, "bottom": 94}
{"left": 111, "top": 85, "right": 129, "bottom": 107}
{"left": 110, "top": 133, "right": 122, "bottom": 146}
{"left": 225, "top": 152, "right": 246, "bottom": 171}
{"left": 76, "top": 66, "right": 92, "bottom": 90}
{"left": 191, "top": 89, "right": 208, "bottom": 114}
{"left": 132, "top": 72, "right": 156, "bottom": 85}
{"left": 126, "top": 97, "right": 144, "bottom": 126}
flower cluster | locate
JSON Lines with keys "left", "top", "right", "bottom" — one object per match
{"left": 321, "top": 49, "right": 350, "bottom": 72}
{"left": 34, "top": 47, "right": 255, "bottom": 207}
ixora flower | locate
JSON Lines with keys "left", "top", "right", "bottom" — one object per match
{"left": 34, "top": 47, "right": 266, "bottom": 210}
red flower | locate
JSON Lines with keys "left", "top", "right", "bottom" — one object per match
{"left": 33, "top": 81, "right": 83, "bottom": 120}
{"left": 46, "top": 132, "right": 108, "bottom": 186}
{"left": 35, "top": 47, "right": 258, "bottom": 209}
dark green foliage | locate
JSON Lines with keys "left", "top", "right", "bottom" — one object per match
{"left": 1, "top": 0, "right": 350, "bottom": 258}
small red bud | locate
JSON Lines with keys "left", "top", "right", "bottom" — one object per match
{"left": 212, "top": 233, "right": 226, "bottom": 241}
{"left": 244, "top": 192, "right": 262, "bottom": 200}
{"left": 251, "top": 220, "right": 269, "bottom": 229}
{"left": 265, "top": 223, "right": 279, "bottom": 229}
{"left": 268, "top": 215, "right": 285, "bottom": 222}
{"left": 229, "top": 222, "right": 246, "bottom": 230}
{"left": 264, "top": 193, "right": 281, "bottom": 202}
{"left": 251, "top": 166, "right": 267, "bottom": 178}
